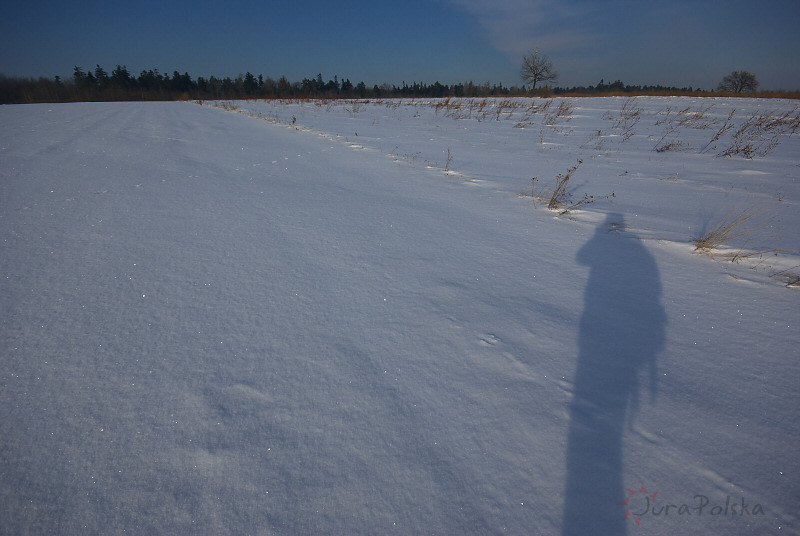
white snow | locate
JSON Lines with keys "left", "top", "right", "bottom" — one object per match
{"left": 1, "top": 97, "right": 798, "bottom": 535}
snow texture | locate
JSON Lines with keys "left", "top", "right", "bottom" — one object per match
{"left": 1, "top": 98, "right": 798, "bottom": 535}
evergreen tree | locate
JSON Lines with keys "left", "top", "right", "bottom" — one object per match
{"left": 72, "top": 66, "right": 85, "bottom": 83}
{"left": 111, "top": 65, "right": 132, "bottom": 88}
{"left": 94, "top": 65, "right": 109, "bottom": 87}
{"left": 277, "top": 76, "right": 292, "bottom": 97}
{"left": 243, "top": 72, "right": 257, "bottom": 94}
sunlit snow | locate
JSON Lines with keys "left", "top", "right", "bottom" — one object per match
{"left": 1, "top": 97, "right": 798, "bottom": 534}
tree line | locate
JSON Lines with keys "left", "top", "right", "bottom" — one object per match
{"left": 1, "top": 64, "right": 794, "bottom": 104}
{"left": 1, "top": 65, "right": 529, "bottom": 104}
{"left": 553, "top": 79, "right": 700, "bottom": 95}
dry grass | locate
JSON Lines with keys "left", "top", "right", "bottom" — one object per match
{"left": 717, "top": 107, "right": 800, "bottom": 158}
{"left": 771, "top": 267, "right": 800, "bottom": 288}
{"left": 654, "top": 140, "right": 686, "bottom": 153}
{"left": 431, "top": 97, "right": 528, "bottom": 122}
{"left": 674, "top": 103, "right": 717, "bottom": 129}
{"left": 695, "top": 201, "right": 762, "bottom": 253}
{"left": 547, "top": 159, "right": 582, "bottom": 210}
{"left": 541, "top": 99, "right": 575, "bottom": 136}
{"left": 513, "top": 99, "right": 552, "bottom": 128}
{"left": 699, "top": 109, "right": 737, "bottom": 153}
{"left": 520, "top": 159, "right": 613, "bottom": 214}
{"left": 652, "top": 102, "right": 718, "bottom": 152}
{"left": 603, "top": 97, "right": 642, "bottom": 141}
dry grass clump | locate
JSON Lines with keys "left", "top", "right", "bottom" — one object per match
{"left": 431, "top": 97, "right": 526, "bottom": 122}
{"left": 547, "top": 159, "right": 581, "bottom": 210}
{"left": 521, "top": 159, "right": 612, "bottom": 214}
{"left": 603, "top": 97, "right": 642, "bottom": 141}
{"left": 674, "top": 103, "right": 717, "bottom": 129}
{"left": 514, "top": 101, "right": 543, "bottom": 128}
{"left": 699, "top": 109, "right": 737, "bottom": 153}
{"left": 215, "top": 101, "right": 241, "bottom": 112}
{"left": 655, "top": 140, "right": 686, "bottom": 153}
{"left": 771, "top": 267, "right": 800, "bottom": 288}
{"left": 695, "top": 201, "right": 762, "bottom": 253}
{"left": 513, "top": 99, "right": 557, "bottom": 129}
{"left": 343, "top": 99, "right": 365, "bottom": 113}
{"left": 543, "top": 99, "right": 575, "bottom": 125}
{"left": 717, "top": 107, "right": 800, "bottom": 158}
{"left": 651, "top": 104, "right": 799, "bottom": 158}
{"left": 652, "top": 102, "right": 718, "bottom": 152}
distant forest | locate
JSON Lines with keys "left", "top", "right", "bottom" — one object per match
{"left": 0, "top": 64, "right": 795, "bottom": 104}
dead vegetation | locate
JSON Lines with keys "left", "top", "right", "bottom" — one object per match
{"left": 520, "top": 159, "right": 614, "bottom": 215}
{"left": 652, "top": 103, "right": 718, "bottom": 152}
{"left": 649, "top": 102, "right": 800, "bottom": 158}
{"left": 771, "top": 267, "right": 800, "bottom": 288}
{"left": 717, "top": 108, "right": 800, "bottom": 158}
{"left": 603, "top": 97, "right": 642, "bottom": 141}
{"left": 699, "top": 109, "right": 737, "bottom": 153}
{"left": 694, "top": 201, "right": 763, "bottom": 253}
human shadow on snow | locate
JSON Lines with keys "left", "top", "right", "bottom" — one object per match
{"left": 562, "top": 213, "right": 666, "bottom": 536}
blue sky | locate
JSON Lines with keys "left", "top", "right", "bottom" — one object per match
{"left": 2, "top": 0, "right": 799, "bottom": 90}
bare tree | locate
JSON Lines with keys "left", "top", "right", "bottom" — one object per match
{"left": 717, "top": 71, "right": 759, "bottom": 93}
{"left": 520, "top": 48, "right": 558, "bottom": 91}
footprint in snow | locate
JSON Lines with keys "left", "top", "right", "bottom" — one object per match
{"left": 477, "top": 333, "right": 500, "bottom": 347}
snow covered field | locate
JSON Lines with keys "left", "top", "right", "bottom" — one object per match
{"left": 1, "top": 97, "right": 798, "bottom": 535}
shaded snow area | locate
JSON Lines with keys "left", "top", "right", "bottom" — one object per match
{"left": 1, "top": 98, "right": 798, "bottom": 535}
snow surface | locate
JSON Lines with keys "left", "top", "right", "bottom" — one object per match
{"left": 1, "top": 98, "right": 798, "bottom": 535}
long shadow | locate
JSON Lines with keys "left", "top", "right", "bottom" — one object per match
{"left": 562, "top": 213, "right": 666, "bottom": 536}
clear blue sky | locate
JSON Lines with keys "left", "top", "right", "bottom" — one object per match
{"left": 2, "top": 0, "right": 798, "bottom": 90}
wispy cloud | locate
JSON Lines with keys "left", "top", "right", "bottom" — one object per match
{"left": 444, "top": 0, "right": 605, "bottom": 58}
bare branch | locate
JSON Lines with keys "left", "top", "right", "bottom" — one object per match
{"left": 717, "top": 71, "right": 759, "bottom": 93}
{"left": 520, "top": 48, "right": 558, "bottom": 91}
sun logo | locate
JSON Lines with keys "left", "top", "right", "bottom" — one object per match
{"left": 620, "top": 483, "right": 658, "bottom": 527}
